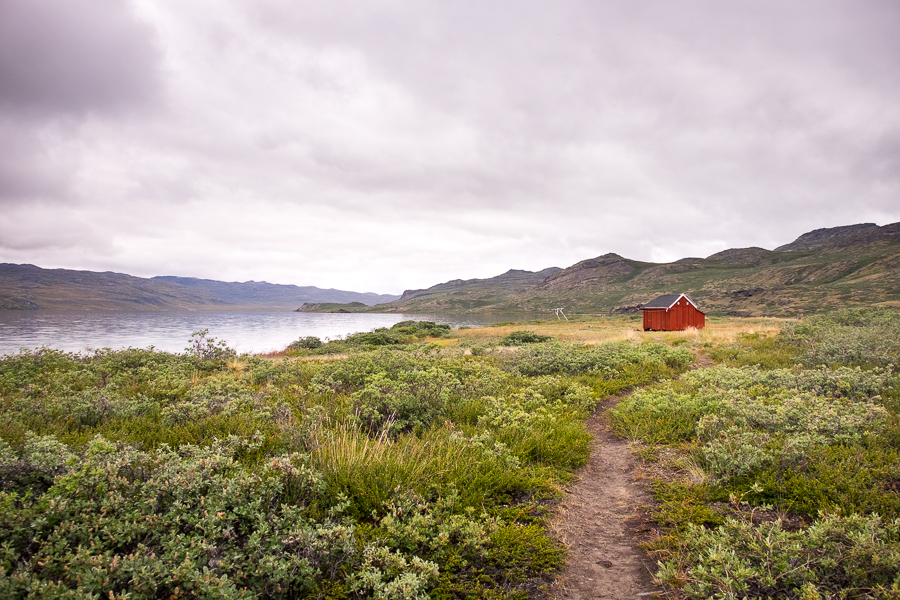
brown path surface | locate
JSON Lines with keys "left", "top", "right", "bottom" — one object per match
{"left": 550, "top": 395, "right": 661, "bottom": 600}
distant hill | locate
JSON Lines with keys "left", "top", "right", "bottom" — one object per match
{"left": 374, "top": 222, "right": 900, "bottom": 316}
{"left": 0, "top": 265, "right": 399, "bottom": 311}
{"left": 5, "top": 222, "right": 898, "bottom": 315}
{"left": 0, "top": 264, "right": 228, "bottom": 311}
{"left": 295, "top": 302, "right": 368, "bottom": 313}
{"left": 152, "top": 276, "right": 399, "bottom": 310}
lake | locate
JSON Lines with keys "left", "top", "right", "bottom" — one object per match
{"left": 0, "top": 311, "right": 528, "bottom": 356}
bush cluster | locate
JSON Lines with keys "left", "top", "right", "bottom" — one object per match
{"left": 499, "top": 331, "right": 554, "bottom": 346}
{"left": 656, "top": 513, "right": 900, "bottom": 600}
{"left": 504, "top": 340, "right": 694, "bottom": 376}
{"left": 787, "top": 307, "right": 900, "bottom": 368}
{"left": 613, "top": 328, "right": 900, "bottom": 599}
{"left": 0, "top": 331, "right": 684, "bottom": 598}
{"left": 287, "top": 321, "right": 453, "bottom": 355}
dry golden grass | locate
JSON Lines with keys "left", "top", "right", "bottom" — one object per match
{"left": 452, "top": 317, "right": 642, "bottom": 345}
{"left": 422, "top": 337, "right": 460, "bottom": 347}
{"left": 450, "top": 315, "right": 790, "bottom": 346}
{"left": 226, "top": 357, "right": 248, "bottom": 372}
{"left": 649, "top": 317, "right": 786, "bottom": 346}
{"left": 258, "top": 315, "right": 791, "bottom": 359}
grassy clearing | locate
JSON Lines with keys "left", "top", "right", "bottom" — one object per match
{"left": 0, "top": 324, "right": 691, "bottom": 599}
{"left": 612, "top": 307, "right": 900, "bottom": 599}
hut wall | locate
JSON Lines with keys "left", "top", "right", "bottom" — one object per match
{"left": 642, "top": 309, "right": 667, "bottom": 330}
{"left": 642, "top": 300, "right": 705, "bottom": 331}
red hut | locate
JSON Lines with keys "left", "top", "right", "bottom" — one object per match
{"left": 640, "top": 293, "right": 705, "bottom": 331}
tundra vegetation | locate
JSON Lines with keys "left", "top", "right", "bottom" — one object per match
{"left": 0, "top": 324, "right": 692, "bottom": 598}
{"left": 612, "top": 307, "right": 900, "bottom": 599}
{"left": 1, "top": 309, "right": 898, "bottom": 599}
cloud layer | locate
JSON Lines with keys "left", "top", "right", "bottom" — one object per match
{"left": 2, "top": 0, "right": 898, "bottom": 293}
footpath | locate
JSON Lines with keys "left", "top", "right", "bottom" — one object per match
{"left": 550, "top": 393, "right": 661, "bottom": 599}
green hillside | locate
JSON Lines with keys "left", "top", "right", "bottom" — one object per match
{"left": 374, "top": 222, "right": 900, "bottom": 316}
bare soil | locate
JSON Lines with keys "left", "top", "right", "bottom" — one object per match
{"left": 550, "top": 395, "right": 662, "bottom": 600}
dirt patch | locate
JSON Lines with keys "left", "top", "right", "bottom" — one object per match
{"left": 550, "top": 396, "right": 662, "bottom": 599}
{"left": 694, "top": 351, "right": 716, "bottom": 369}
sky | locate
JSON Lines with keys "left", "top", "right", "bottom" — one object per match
{"left": 1, "top": 0, "right": 898, "bottom": 295}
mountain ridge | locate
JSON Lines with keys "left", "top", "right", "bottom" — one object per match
{"left": 3, "top": 222, "right": 898, "bottom": 315}
{"left": 374, "top": 222, "right": 900, "bottom": 316}
{"left": 0, "top": 265, "right": 399, "bottom": 311}
{"left": 152, "top": 276, "right": 399, "bottom": 309}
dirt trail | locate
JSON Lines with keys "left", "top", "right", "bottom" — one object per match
{"left": 550, "top": 394, "right": 660, "bottom": 600}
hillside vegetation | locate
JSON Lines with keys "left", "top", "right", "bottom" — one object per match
{"left": 378, "top": 222, "right": 900, "bottom": 316}
{"left": 1, "top": 311, "right": 897, "bottom": 598}
{"left": 0, "top": 327, "right": 692, "bottom": 598}
{"left": 612, "top": 307, "right": 900, "bottom": 599}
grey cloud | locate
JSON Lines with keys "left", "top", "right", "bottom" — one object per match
{"left": 0, "top": 0, "right": 162, "bottom": 115}
{"left": 1, "top": 0, "right": 899, "bottom": 292}
{"left": 0, "top": 118, "right": 73, "bottom": 201}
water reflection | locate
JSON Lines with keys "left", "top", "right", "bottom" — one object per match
{"left": 0, "top": 311, "right": 530, "bottom": 356}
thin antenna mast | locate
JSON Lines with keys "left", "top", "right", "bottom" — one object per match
{"left": 553, "top": 308, "right": 569, "bottom": 321}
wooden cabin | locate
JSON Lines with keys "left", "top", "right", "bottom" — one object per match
{"left": 640, "top": 293, "right": 705, "bottom": 331}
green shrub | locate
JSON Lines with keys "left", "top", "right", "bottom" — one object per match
{"left": 390, "top": 320, "right": 452, "bottom": 339}
{"left": 346, "top": 331, "right": 403, "bottom": 346}
{"left": 0, "top": 337, "right": 703, "bottom": 598}
{"left": 706, "top": 332, "right": 801, "bottom": 369}
{"left": 655, "top": 513, "right": 900, "bottom": 600}
{"left": 290, "top": 336, "right": 323, "bottom": 350}
{"left": 505, "top": 341, "right": 694, "bottom": 377}
{"left": 0, "top": 436, "right": 351, "bottom": 599}
{"left": 787, "top": 308, "right": 900, "bottom": 368}
{"left": 349, "top": 367, "right": 462, "bottom": 435}
{"left": 649, "top": 481, "right": 726, "bottom": 530}
{"left": 184, "top": 329, "right": 236, "bottom": 361}
{"left": 499, "top": 331, "right": 554, "bottom": 346}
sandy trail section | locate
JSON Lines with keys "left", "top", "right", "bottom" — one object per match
{"left": 551, "top": 395, "right": 661, "bottom": 600}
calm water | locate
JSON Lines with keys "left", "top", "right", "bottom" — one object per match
{"left": 0, "top": 311, "right": 526, "bottom": 356}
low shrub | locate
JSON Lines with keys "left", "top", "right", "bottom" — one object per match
{"left": 787, "top": 307, "right": 900, "bottom": 368}
{"left": 290, "top": 336, "right": 323, "bottom": 350}
{"left": 505, "top": 341, "right": 694, "bottom": 377}
{"left": 390, "top": 320, "right": 451, "bottom": 339}
{"left": 0, "top": 436, "right": 349, "bottom": 599}
{"left": 346, "top": 331, "right": 403, "bottom": 347}
{"left": 628, "top": 356, "right": 900, "bottom": 599}
{"left": 0, "top": 334, "right": 717, "bottom": 598}
{"left": 655, "top": 512, "right": 900, "bottom": 600}
{"left": 185, "top": 329, "right": 237, "bottom": 361}
{"left": 499, "top": 331, "right": 554, "bottom": 346}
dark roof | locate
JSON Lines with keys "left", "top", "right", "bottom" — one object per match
{"left": 641, "top": 293, "right": 702, "bottom": 311}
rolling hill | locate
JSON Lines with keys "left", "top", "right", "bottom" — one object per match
{"left": 4, "top": 222, "right": 897, "bottom": 315}
{"left": 372, "top": 222, "right": 900, "bottom": 316}
{"left": 152, "top": 276, "right": 399, "bottom": 310}
{"left": 0, "top": 264, "right": 228, "bottom": 311}
{"left": 0, "top": 265, "right": 399, "bottom": 311}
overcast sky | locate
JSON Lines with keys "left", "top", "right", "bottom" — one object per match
{"left": 1, "top": 0, "right": 898, "bottom": 294}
